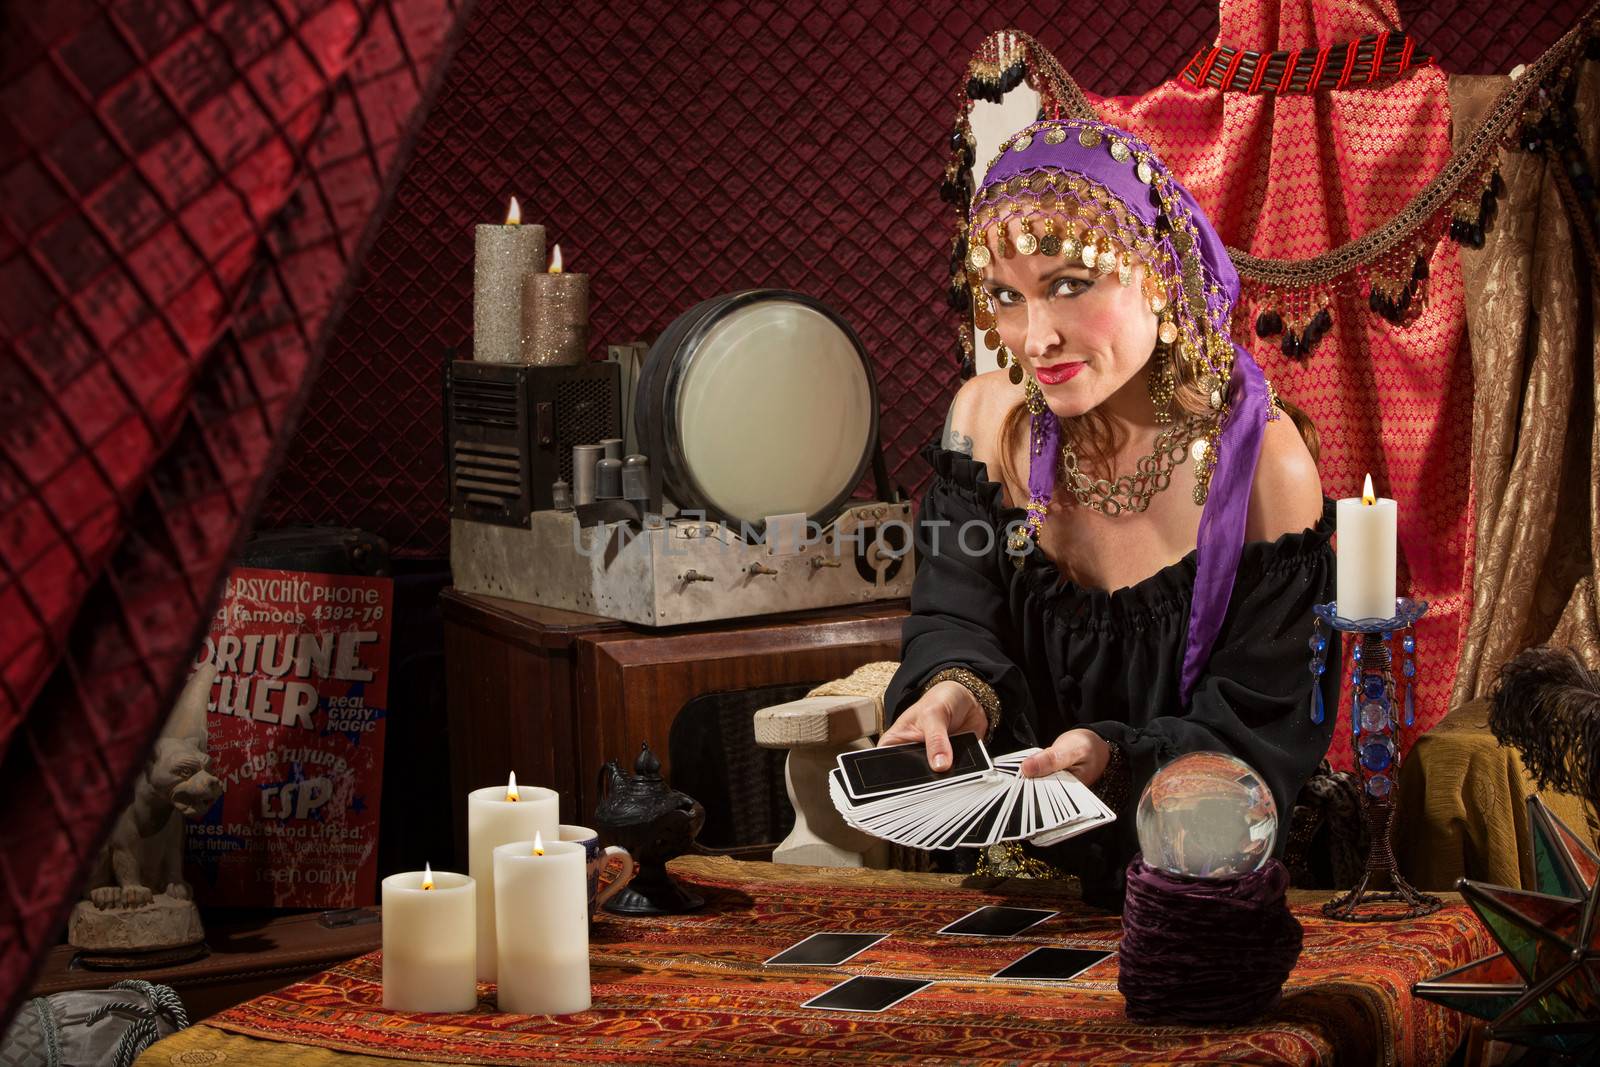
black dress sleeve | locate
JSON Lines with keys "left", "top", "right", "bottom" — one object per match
{"left": 881, "top": 444, "right": 1035, "bottom": 749}
{"left": 1081, "top": 514, "right": 1340, "bottom": 869}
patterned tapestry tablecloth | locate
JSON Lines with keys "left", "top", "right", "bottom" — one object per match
{"left": 139, "top": 856, "right": 1490, "bottom": 1066}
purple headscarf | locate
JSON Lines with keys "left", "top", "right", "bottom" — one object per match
{"left": 967, "top": 118, "right": 1268, "bottom": 706}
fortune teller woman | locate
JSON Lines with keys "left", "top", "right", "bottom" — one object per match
{"left": 880, "top": 117, "right": 1339, "bottom": 906}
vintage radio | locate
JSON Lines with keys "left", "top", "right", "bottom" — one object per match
{"left": 448, "top": 290, "right": 914, "bottom": 626}
{"left": 444, "top": 360, "right": 622, "bottom": 527}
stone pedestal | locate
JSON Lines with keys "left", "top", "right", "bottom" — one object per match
{"left": 68, "top": 894, "right": 204, "bottom": 953}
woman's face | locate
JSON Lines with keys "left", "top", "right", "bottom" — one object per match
{"left": 980, "top": 216, "right": 1158, "bottom": 420}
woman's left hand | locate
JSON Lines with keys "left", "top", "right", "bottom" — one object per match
{"left": 1020, "top": 728, "right": 1111, "bottom": 784}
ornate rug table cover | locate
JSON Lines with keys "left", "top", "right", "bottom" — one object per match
{"left": 154, "top": 857, "right": 1489, "bottom": 1066}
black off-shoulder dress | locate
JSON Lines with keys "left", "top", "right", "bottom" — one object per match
{"left": 882, "top": 440, "right": 1341, "bottom": 907}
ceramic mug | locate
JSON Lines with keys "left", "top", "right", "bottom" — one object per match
{"left": 559, "top": 824, "right": 635, "bottom": 918}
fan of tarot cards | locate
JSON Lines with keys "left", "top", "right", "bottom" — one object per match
{"left": 829, "top": 732, "right": 1116, "bottom": 850}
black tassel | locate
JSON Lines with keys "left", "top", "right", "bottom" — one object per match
{"left": 1305, "top": 307, "right": 1332, "bottom": 345}
{"left": 1255, "top": 310, "right": 1283, "bottom": 338}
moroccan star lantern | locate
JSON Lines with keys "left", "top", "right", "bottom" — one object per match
{"left": 1414, "top": 796, "right": 1600, "bottom": 1059}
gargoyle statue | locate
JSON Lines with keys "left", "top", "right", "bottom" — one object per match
{"left": 69, "top": 662, "right": 225, "bottom": 952}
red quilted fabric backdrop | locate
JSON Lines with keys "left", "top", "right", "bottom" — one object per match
{"left": 0, "top": 0, "right": 466, "bottom": 1023}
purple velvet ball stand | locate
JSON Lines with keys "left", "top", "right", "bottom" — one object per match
{"left": 1118, "top": 856, "right": 1303, "bottom": 1025}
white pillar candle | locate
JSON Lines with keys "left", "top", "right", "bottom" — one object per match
{"left": 468, "top": 774, "right": 559, "bottom": 982}
{"left": 381, "top": 865, "right": 477, "bottom": 1012}
{"left": 1336, "top": 473, "right": 1398, "bottom": 622}
{"left": 493, "top": 837, "right": 591, "bottom": 1014}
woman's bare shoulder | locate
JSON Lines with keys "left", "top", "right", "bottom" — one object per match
{"left": 942, "top": 370, "right": 1014, "bottom": 467}
{"left": 1246, "top": 413, "right": 1324, "bottom": 541}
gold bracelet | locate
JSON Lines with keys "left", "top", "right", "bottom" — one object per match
{"left": 922, "top": 666, "right": 1002, "bottom": 737}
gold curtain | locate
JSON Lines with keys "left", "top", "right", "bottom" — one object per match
{"left": 1448, "top": 68, "right": 1600, "bottom": 706}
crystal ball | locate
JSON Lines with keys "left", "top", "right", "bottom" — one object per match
{"left": 1135, "top": 751, "right": 1278, "bottom": 879}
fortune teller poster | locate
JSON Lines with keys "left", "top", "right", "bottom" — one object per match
{"left": 183, "top": 566, "right": 393, "bottom": 908}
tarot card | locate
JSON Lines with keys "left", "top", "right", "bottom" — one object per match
{"left": 915, "top": 777, "right": 1007, "bottom": 850}
{"left": 838, "top": 732, "right": 991, "bottom": 801}
{"left": 800, "top": 975, "right": 931, "bottom": 1012}
{"left": 764, "top": 932, "right": 888, "bottom": 967}
{"left": 937, "top": 905, "right": 1058, "bottom": 937}
{"left": 991, "top": 947, "right": 1112, "bottom": 982}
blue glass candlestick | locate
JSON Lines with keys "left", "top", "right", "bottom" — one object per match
{"left": 1307, "top": 597, "right": 1441, "bottom": 921}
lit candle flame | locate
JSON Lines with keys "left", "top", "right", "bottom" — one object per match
{"left": 533, "top": 832, "right": 545, "bottom": 856}
{"left": 548, "top": 244, "right": 564, "bottom": 274}
{"left": 1361, "top": 473, "right": 1376, "bottom": 506}
{"left": 422, "top": 862, "right": 434, "bottom": 891}
{"left": 506, "top": 770, "right": 520, "bottom": 803}
{"left": 505, "top": 196, "right": 521, "bottom": 226}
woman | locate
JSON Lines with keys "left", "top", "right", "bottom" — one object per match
{"left": 880, "top": 117, "right": 1339, "bottom": 905}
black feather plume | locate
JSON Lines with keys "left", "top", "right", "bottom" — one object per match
{"left": 1487, "top": 645, "right": 1600, "bottom": 806}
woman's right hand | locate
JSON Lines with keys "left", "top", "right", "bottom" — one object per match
{"left": 877, "top": 680, "right": 989, "bottom": 771}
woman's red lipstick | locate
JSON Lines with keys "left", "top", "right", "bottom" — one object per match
{"left": 1035, "top": 361, "right": 1085, "bottom": 385}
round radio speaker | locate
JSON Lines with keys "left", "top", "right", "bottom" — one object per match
{"left": 634, "top": 290, "right": 879, "bottom": 531}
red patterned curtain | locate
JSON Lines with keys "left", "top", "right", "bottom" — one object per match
{"left": 1092, "top": 0, "right": 1467, "bottom": 765}
{"left": 0, "top": 0, "right": 467, "bottom": 1025}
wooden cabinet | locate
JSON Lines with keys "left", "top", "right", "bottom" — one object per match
{"left": 441, "top": 590, "right": 906, "bottom": 861}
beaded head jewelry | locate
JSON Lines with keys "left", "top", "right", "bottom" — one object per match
{"left": 962, "top": 117, "right": 1276, "bottom": 706}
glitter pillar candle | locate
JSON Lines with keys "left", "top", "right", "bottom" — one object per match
{"left": 474, "top": 197, "right": 545, "bottom": 363}
{"left": 520, "top": 243, "right": 589, "bottom": 365}
{"left": 467, "top": 774, "right": 559, "bottom": 982}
